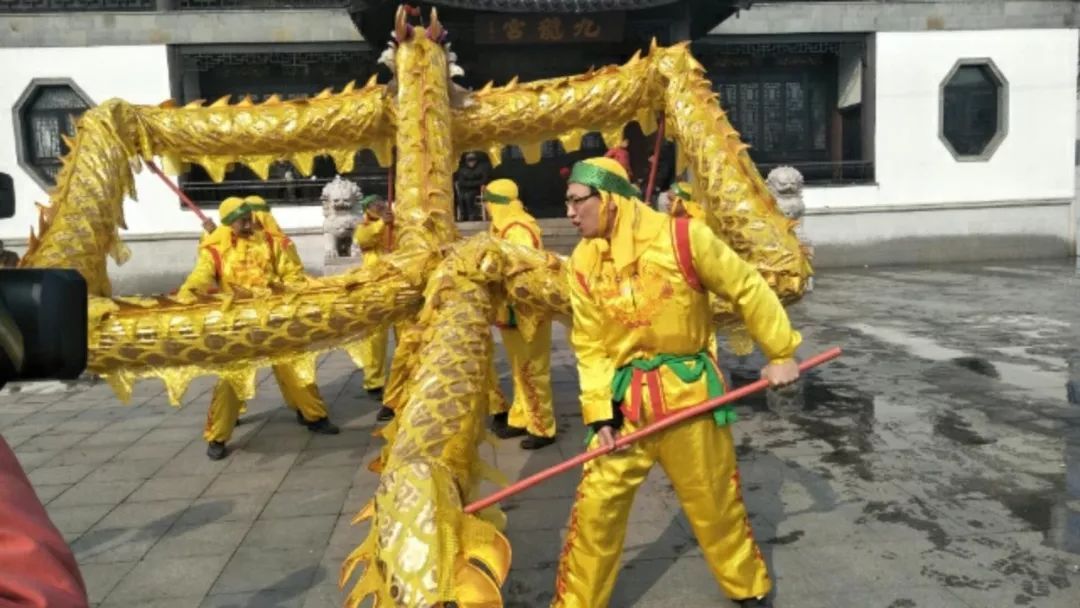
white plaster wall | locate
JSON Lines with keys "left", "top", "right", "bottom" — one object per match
{"left": 0, "top": 45, "right": 324, "bottom": 244}
{"left": 806, "top": 28, "right": 1079, "bottom": 211}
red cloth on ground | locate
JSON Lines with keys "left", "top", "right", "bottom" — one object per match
{"left": 0, "top": 437, "right": 88, "bottom": 608}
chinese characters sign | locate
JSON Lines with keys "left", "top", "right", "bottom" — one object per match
{"left": 476, "top": 13, "right": 625, "bottom": 44}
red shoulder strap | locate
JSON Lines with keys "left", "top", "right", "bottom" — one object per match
{"left": 206, "top": 246, "right": 223, "bottom": 281}
{"left": 500, "top": 221, "right": 540, "bottom": 248}
{"left": 672, "top": 217, "right": 702, "bottom": 292}
{"left": 574, "top": 271, "right": 591, "bottom": 297}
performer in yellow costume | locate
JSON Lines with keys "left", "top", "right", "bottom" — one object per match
{"left": 482, "top": 179, "right": 556, "bottom": 450}
{"left": 180, "top": 196, "right": 340, "bottom": 461}
{"left": 667, "top": 181, "right": 706, "bottom": 220}
{"left": 201, "top": 196, "right": 319, "bottom": 427}
{"left": 554, "top": 158, "right": 802, "bottom": 608}
{"left": 352, "top": 194, "right": 396, "bottom": 421}
{"left": 662, "top": 182, "right": 722, "bottom": 357}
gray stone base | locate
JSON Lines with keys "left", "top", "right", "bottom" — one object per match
{"left": 804, "top": 199, "right": 1074, "bottom": 268}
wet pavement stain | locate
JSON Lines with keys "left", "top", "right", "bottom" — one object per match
{"left": 859, "top": 498, "right": 950, "bottom": 550}
{"left": 932, "top": 409, "right": 997, "bottom": 446}
{"left": 764, "top": 530, "right": 804, "bottom": 545}
{"left": 952, "top": 356, "right": 1001, "bottom": 378}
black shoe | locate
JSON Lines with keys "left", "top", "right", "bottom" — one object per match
{"left": 235, "top": 417, "right": 247, "bottom": 426}
{"left": 493, "top": 424, "right": 527, "bottom": 439}
{"left": 366, "top": 387, "right": 384, "bottom": 399}
{"left": 490, "top": 412, "right": 509, "bottom": 433}
{"left": 207, "top": 441, "right": 227, "bottom": 460}
{"left": 305, "top": 417, "right": 341, "bottom": 435}
{"left": 295, "top": 410, "right": 306, "bottom": 425}
{"left": 735, "top": 596, "right": 772, "bottom": 607}
{"left": 520, "top": 434, "right": 556, "bottom": 450}
{"left": 376, "top": 406, "right": 395, "bottom": 421}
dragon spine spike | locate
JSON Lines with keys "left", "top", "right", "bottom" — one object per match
{"left": 183, "top": 99, "right": 205, "bottom": 109}
{"left": 263, "top": 94, "right": 282, "bottom": 105}
{"left": 236, "top": 95, "right": 254, "bottom": 107}
{"left": 157, "top": 99, "right": 177, "bottom": 108}
{"left": 210, "top": 95, "right": 231, "bottom": 108}
{"left": 342, "top": 80, "right": 356, "bottom": 94}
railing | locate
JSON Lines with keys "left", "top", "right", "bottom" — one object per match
{"left": 175, "top": 0, "right": 350, "bottom": 8}
{"left": 0, "top": 0, "right": 155, "bottom": 11}
{"left": 0, "top": 0, "right": 352, "bottom": 10}
{"left": 755, "top": 160, "right": 874, "bottom": 186}
{"left": 178, "top": 173, "right": 388, "bottom": 209}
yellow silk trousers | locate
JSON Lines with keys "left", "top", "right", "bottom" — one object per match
{"left": 552, "top": 410, "right": 770, "bottom": 607}
{"left": 487, "top": 343, "right": 510, "bottom": 416}
{"left": 203, "top": 364, "right": 330, "bottom": 443}
{"left": 358, "top": 325, "right": 392, "bottom": 391}
{"left": 497, "top": 321, "right": 556, "bottom": 438}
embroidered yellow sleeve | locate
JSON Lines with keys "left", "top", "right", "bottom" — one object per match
{"left": 353, "top": 219, "right": 385, "bottom": 250}
{"left": 282, "top": 240, "right": 305, "bottom": 269}
{"left": 177, "top": 248, "right": 218, "bottom": 297}
{"left": 567, "top": 256, "right": 616, "bottom": 425}
{"left": 502, "top": 224, "right": 539, "bottom": 250}
{"left": 688, "top": 221, "right": 802, "bottom": 362}
{"left": 274, "top": 240, "right": 307, "bottom": 285}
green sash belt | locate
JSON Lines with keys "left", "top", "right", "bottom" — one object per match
{"left": 584, "top": 350, "right": 734, "bottom": 445}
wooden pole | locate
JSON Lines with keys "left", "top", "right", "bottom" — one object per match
{"left": 643, "top": 111, "right": 666, "bottom": 205}
{"left": 464, "top": 347, "right": 843, "bottom": 514}
{"left": 145, "top": 159, "right": 212, "bottom": 227}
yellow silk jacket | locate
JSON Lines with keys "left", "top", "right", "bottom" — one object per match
{"left": 491, "top": 211, "right": 542, "bottom": 249}
{"left": 180, "top": 230, "right": 305, "bottom": 295}
{"left": 567, "top": 203, "right": 802, "bottom": 425}
{"left": 490, "top": 208, "right": 543, "bottom": 327}
{"left": 352, "top": 214, "right": 395, "bottom": 268}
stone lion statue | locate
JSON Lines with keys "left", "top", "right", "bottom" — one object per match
{"left": 321, "top": 175, "right": 364, "bottom": 259}
{"left": 766, "top": 166, "right": 805, "bottom": 221}
{"left": 766, "top": 166, "right": 813, "bottom": 291}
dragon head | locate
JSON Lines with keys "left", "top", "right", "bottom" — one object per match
{"left": 378, "top": 5, "right": 470, "bottom": 105}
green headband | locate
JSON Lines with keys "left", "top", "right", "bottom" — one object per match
{"left": 569, "top": 162, "right": 640, "bottom": 200}
{"left": 482, "top": 190, "right": 512, "bottom": 204}
{"left": 221, "top": 202, "right": 257, "bottom": 225}
{"left": 672, "top": 183, "right": 692, "bottom": 201}
{"left": 359, "top": 194, "right": 381, "bottom": 210}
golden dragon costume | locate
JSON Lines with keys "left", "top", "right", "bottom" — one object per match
{"left": 18, "top": 5, "right": 811, "bottom": 606}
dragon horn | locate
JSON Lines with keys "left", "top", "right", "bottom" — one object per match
{"left": 394, "top": 5, "right": 410, "bottom": 41}
{"left": 428, "top": 7, "right": 444, "bottom": 41}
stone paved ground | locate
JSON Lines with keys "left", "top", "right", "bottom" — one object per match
{"left": 3, "top": 261, "right": 1080, "bottom": 607}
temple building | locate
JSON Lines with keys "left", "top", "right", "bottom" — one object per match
{"left": 0, "top": 1, "right": 1077, "bottom": 291}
